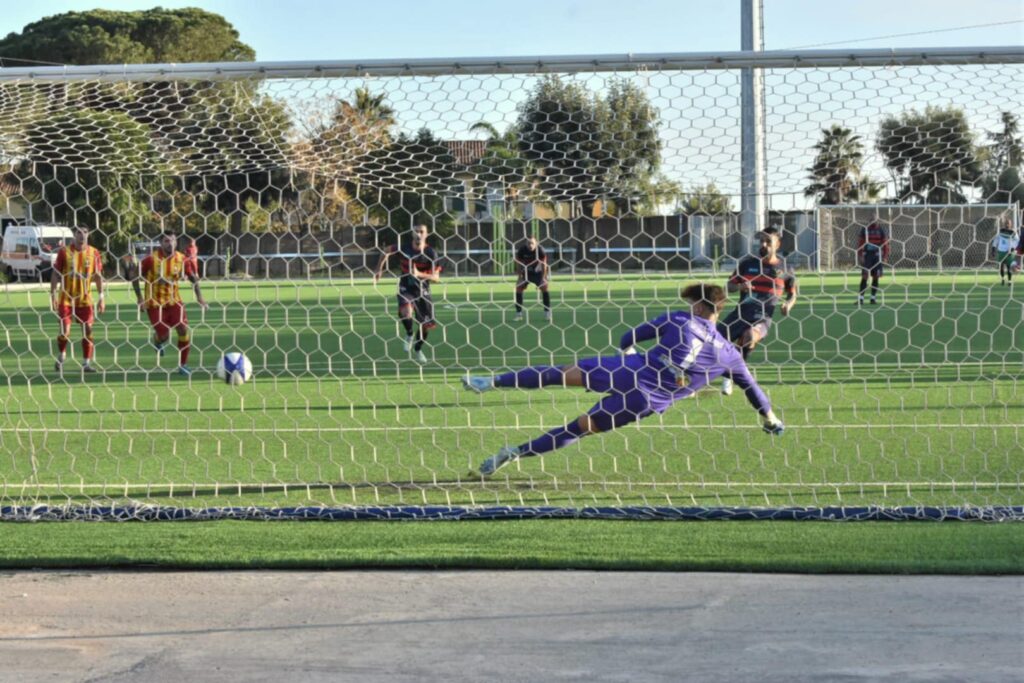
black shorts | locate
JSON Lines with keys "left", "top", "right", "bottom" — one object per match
{"left": 517, "top": 268, "right": 548, "bottom": 288}
{"left": 397, "top": 281, "right": 436, "bottom": 328}
{"left": 718, "top": 305, "right": 772, "bottom": 346}
{"left": 861, "top": 251, "right": 884, "bottom": 277}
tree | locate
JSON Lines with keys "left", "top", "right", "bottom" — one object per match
{"left": 358, "top": 128, "right": 460, "bottom": 236}
{"left": 980, "top": 112, "right": 1024, "bottom": 205}
{"left": 620, "top": 175, "right": 683, "bottom": 216}
{"left": 676, "top": 182, "right": 732, "bottom": 216}
{"left": 0, "top": 8, "right": 254, "bottom": 65}
{"left": 600, "top": 79, "right": 662, "bottom": 201}
{"left": 0, "top": 7, "right": 296, "bottom": 256}
{"left": 876, "top": 106, "right": 982, "bottom": 204}
{"left": 14, "top": 110, "right": 165, "bottom": 253}
{"left": 804, "top": 125, "right": 881, "bottom": 205}
{"left": 514, "top": 75, "right": 661, "bottom": 206}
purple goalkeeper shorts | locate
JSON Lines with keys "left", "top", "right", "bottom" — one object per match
{"left": 576, "top": 355, "right": 679, "bottom": 432}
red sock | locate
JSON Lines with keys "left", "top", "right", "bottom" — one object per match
{"left": 82, "top": 336, "right": 94, "bottom": 360}
{"left": 178, "top": 335, "right": 190, "bottom": 365}
{"left": 57, "top": 334, "right": 69, "bottom": 355}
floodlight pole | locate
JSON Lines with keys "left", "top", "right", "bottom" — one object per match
{"left": 740, "top": 0, "right": 767, "bottom": 251}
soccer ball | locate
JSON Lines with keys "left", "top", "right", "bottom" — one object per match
{"left": 217, "top": 352, "right": 253, "bottom": 385}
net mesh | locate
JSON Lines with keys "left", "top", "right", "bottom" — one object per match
{"left": 0, "top": 53, "right": 1022, "bottom": 518}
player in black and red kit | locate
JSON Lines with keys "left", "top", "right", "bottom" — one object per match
{"left": 718, "top": 227, "right": 797, "bottom": 396}
{"left": 513, "top": 235, "right": 552, "bottom": 322}
{"left": 857, "top": 218, "right": 890, "bottom": 305}
{"left": 375, "top": 224, "right": 443, "bottom": 364}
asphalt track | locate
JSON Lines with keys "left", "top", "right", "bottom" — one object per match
{"left": 0, "top": 571, "right": 1021, "bottom": 682}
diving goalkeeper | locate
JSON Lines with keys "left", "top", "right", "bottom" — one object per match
{"left": 462, "top": 283, "right": 784, "bottom": 476}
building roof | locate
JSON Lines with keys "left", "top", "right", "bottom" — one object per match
{"left": 444, "top": 140, "right": 488, "bottom": 167}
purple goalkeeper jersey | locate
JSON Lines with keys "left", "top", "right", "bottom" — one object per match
{"left": 618, "top": 310, "right": 771, "bottom": 412}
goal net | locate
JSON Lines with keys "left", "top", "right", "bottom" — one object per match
{"left": 0, "top": 48, "right": 1021, "bottom": 521}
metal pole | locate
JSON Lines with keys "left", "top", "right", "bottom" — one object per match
{"left": 740, "top": 0, "right": 766, "bottom": 254}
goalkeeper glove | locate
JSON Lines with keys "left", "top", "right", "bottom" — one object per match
{"left": 762, "top": 410, "right": 784, "bottom": 435}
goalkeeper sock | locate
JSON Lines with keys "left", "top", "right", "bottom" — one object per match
{"left": 514, "top": 290, "right": 524, "bottom": 313}
{"left": 520, "top": 419, "right": 587, "bottom": 456}
{"left": 542, "top": 290, "right": 551, "bottom": 311}
{"left": 400, "top": 318, "right": 414, "bottom": 336}
{"left": 178, "top": 334, "right": 191, "bottom": 365}
{"left": 494, "top": 365, "right": 565, "bottom": 388}
{"left": 82, "top": 335, "right": 94, "bottom": 361}
{"left": 57, "top": 334, "right": 69, "bottom": 357}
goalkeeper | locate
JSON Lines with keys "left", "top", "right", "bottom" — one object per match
{"left": 462, "top": 283, "right": 783, "bottom": 476}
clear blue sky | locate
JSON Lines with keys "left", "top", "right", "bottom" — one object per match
{"left": 0, "top": 0, "right": 1021, "bottom": 63}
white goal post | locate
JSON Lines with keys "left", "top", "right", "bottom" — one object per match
{"left": 0, "top": 46, "right": 1022, "bottom": 521}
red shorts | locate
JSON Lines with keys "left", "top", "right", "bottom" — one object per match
{"left": 147, "top": 304, "right": 187, "bottom": 335}
{"left": 57, "top": 304, "right": 94, "bottom": 325}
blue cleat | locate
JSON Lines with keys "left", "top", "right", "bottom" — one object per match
{"left": 177, "top": 365, "right": 192, "bottom": 376}
{"left": 763, "top": 420, "right": 785, "bottom": 436}
{"left": 479, "top": 446, "right": 521, "bottom": 476}
{"left": 461, "top": 375, "right": 494, "bottom": 394}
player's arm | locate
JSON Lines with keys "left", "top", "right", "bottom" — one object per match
{"left": 185, "top": 259, "right": 207, "bottom": 308}
{"left": 373, "top": 246, "right": 395, "bottom": 282}
{"left": 130, "top": 257, "right": 146, "bottom": 309}
{"left": 513, "top": 249, "right": 527, "bottom": 277}
{"left": 93, "top": 253, "right": 106, "bottom": 314}
{"left": 726, "top": 266, "right": 749, "bottom": 294}
{"left": 49, "top": 250, "right": 63, "bottom": 311}
{"left": 728, "top": 361, "right": 784, "bottom": 434}
{"left": 881, "top": 227, "right": 890, "bottom": 262}
{"left": 780, "top": 273, "right": 797, "bottom": 316}
{"left": 539, "top": 247, "right": 550, "bottom": 277}
{"left": 618, "top": 313, "right": 666, "bottom": 354}
{"left": 415, "top": 249, "right": 442, "bottom": 283}
{"left": 421, "top": 263, "right": 442, "bottom": 283}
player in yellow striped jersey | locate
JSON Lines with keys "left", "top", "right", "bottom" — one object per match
{"left": 128, "top": 231, "right": 207, "bottom": 376}
{"left": 49, "top": 227, "right": 105, "bottom": 374}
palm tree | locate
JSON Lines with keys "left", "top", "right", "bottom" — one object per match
{"left": 804, "top": 125, "right": 873, "bottom": 204}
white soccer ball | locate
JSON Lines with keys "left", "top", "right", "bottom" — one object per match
{"left": 217, "top": 352, "right": 253, "bottom": 385}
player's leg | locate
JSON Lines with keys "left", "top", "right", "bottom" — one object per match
{"left": 411, "top": 293, "right": 436, "bottom": 363}
{"left": 171, "top": 305, "right": 191, "bottom": 374}
{"left": 858, "top": 268, "right": 870, "bottom": 304}
{"left": 1005, "top": 253, "right": 1014, "bottom": 285}
{"left": 463, "top": 353, "right": 623, "bottom": 394}
{"left": 478, "top": 391, "right": 652, "bottom": 475}
{"left": 80, "top": 314, "right": 97, "bottom": 372}
{"left": 396, "top": 291, "right": 417, "bottom": 351}
{"left": 514, "top": 281, "right": 527, "bottom": 320}
{"left": 148, "top": 307, "right": 170, "bottom": 357}
{"left": 740, "top": 322, "right": 769, "bottom": 360}
{"left": 718, "top": 312, "right": 751, "bottom": 396}
{"left": 55, "top": 306, "right": 72, "bottom": 372}
{"left": 870, "top": 266, "right": 882, "bottom": 303}
{"left": 998, "top": 253, "right": 1007, "bottom": 284}
{"left": 539, "top": 282, "right": 552, "bottom": 320}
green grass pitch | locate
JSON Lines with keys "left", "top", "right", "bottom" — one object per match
{"left": 1, "top": 270, "right": 1022, "bottom": 512}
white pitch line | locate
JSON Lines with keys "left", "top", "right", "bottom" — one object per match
{"left": 1, "top": 423, "right": 1011, "bottom": 434}
{"left": 2, "top": 480, "right": 1012, "bottom": 491}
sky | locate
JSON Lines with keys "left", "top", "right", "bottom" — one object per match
{"left": 0, "top": 0, "right": 1021, "bottom": 63}
{"left": 0, "top": 2, "right": 1020, "bottom": 208}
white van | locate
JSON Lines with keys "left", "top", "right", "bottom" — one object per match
{"left": 1, "top": 225, "right": 75, "bottom": 282}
